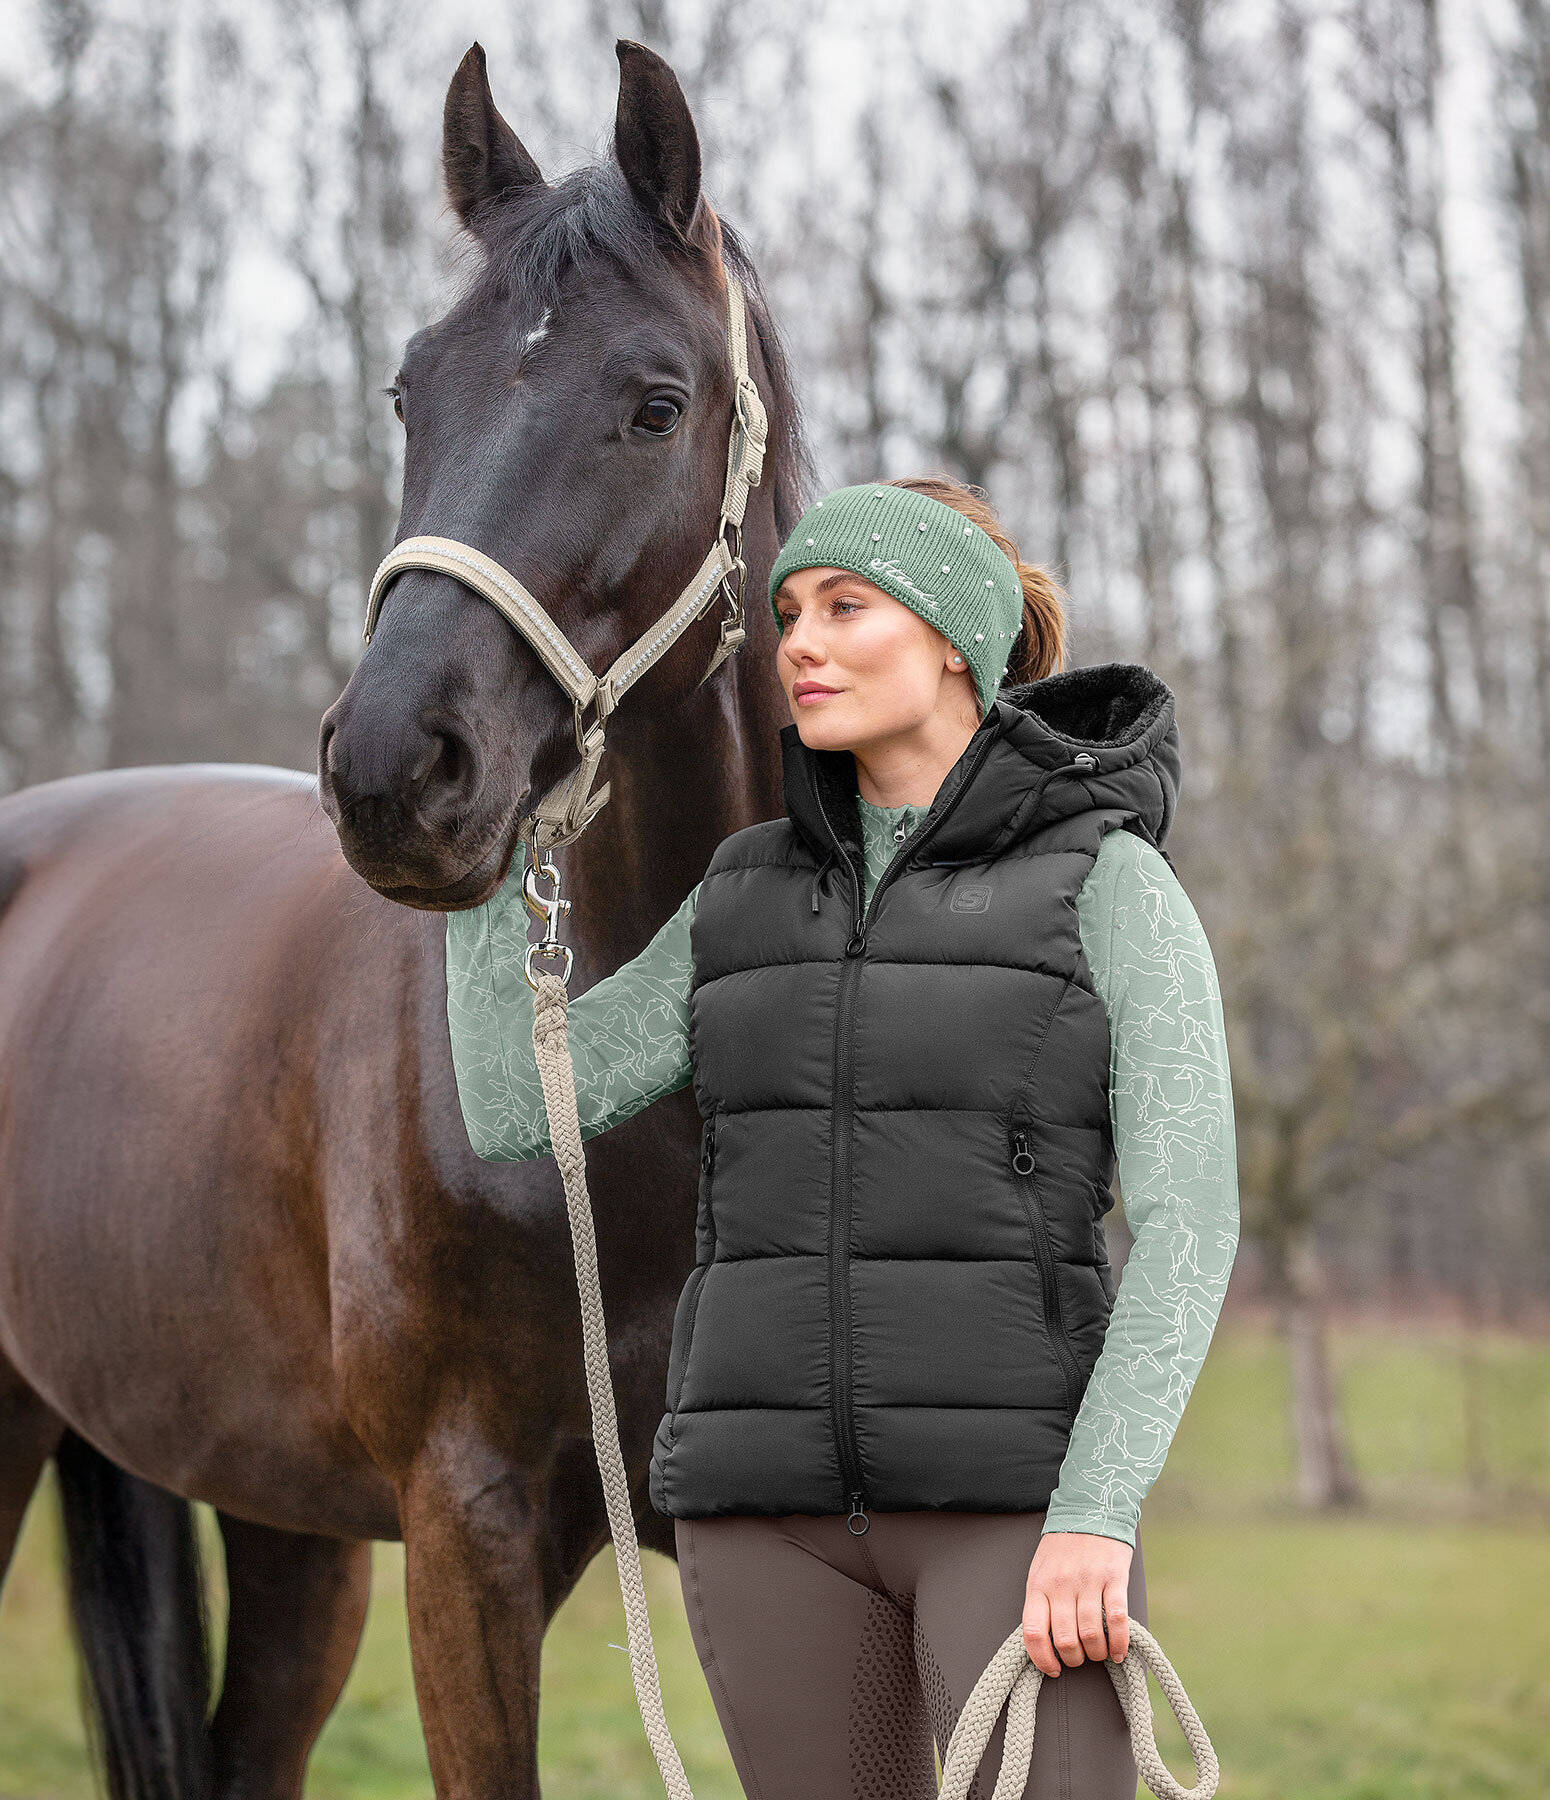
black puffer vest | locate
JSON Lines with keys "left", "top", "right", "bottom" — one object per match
{"left": 649, "top": 662, "right": 1182, "bottom": 1522}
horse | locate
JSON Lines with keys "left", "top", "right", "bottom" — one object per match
{"left": 0, "top": 38, "right": 812, "bottom": 1798}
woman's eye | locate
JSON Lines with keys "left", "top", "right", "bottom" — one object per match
{"left": 778, "top": 600, "right": 859, "bottom": 631}
{"left": 634, "top": 397, "right": 682, "bottom": 435}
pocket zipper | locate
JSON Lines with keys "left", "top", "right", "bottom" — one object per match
{"left": 1009, "top": 1127, "right": 1084, "bottom": 1418}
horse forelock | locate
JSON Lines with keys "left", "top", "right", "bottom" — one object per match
{"left": 439, "top": 160, "right": 816, "bottom": 542}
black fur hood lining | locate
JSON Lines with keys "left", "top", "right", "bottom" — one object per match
{"left": 784, "top": 660, "right": 1181, "bottom": 870}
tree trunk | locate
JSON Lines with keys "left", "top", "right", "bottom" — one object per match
{"left": 1280, "top": 1227, "right": 1364, "bottom": 1512}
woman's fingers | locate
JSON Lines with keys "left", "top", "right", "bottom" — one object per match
{"left": 1102, "top": 1581, "right": 1130, "bottom": 1663}
{"left": 1050, "top": 1588, "right": 1085, "bottom": 1668}
{"left": 1076, "top": 1580, "right": 1110, "bottom": 1664}
{"left": 1020, "top": 1587, "right": 1063, "bottom": 1677}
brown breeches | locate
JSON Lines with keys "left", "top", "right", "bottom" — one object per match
{"left": 675, "top": 1508, "right": 1147, "bottom": 1800}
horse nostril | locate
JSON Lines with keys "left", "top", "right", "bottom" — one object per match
{"left": 316, "top": 717, "right": 338, "bottom": 807}
{"left": 414, "top": 719, "right": 481, "bottom": 807}
{"left": 438, "top": 731, "right": 468, "bottom": 792}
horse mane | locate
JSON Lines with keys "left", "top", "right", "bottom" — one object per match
{"left": 441, "top": 158, "right": 818, "bottom": 545}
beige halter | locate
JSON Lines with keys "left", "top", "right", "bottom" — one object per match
{"left": 361, "top": 271, "right": 769, "bottom": 853}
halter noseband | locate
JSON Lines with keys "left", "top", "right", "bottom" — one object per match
{"left": 361, "top": 271, "right": 769, "bottom": 853}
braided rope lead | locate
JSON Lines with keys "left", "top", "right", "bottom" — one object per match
{"left": 531, "top": 965, "right": 1220, "bottom": 1800}
{"left": 938, "top": 1618, "right": 1220, "bottom": 1800}
{"left": 531, "top": 971, "right": 696, "bottom": 1800}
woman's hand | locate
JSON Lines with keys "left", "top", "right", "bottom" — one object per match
{"left": 1022, "top": 1530, "right": 1133, "bottom": 1675}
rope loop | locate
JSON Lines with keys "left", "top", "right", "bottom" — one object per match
{"left": 938, "top": 1619, "right": 1219, "bottom": 1800}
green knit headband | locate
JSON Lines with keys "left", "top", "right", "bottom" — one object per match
{"left": 767, "top": 482, "right": 1026, "bottom": 719}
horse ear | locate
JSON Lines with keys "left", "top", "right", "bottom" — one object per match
{"left": 613, "top": 39, "right": 706, "bottom": 249}
{"left": 443, "top": 43, "right": 543, "bottom": 232}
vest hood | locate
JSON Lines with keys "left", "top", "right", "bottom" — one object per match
{"left": 780, "top": 660, "right": 1182, "bottom": 872}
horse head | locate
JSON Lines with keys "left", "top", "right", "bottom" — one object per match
{"left": 319, "top": 39, "right": 809, "bottom": 908}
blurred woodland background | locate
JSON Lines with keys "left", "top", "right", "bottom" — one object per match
{"left": 2, "top": 0, "right": 1550, "bottom": 1792}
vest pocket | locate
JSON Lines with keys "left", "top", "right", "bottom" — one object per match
{"left": 696, "top": 1113, "right": 720, "bottom": 1265}
{"left": 666, "top": 1263, "right": 710, "bottom": 1415}
{"left": 669, "top": 1116, "right": 720, "bottom": 1415}
{"left": 1008, "top": 1125, "right": 1085, "bottom": 1420}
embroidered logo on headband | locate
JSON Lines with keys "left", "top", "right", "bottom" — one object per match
{"left": 868, "top": 557, "right": 939, "bottom": 607}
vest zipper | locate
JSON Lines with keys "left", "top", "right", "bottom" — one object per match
{"left": 1009, "top": 1126, "right": 1084, "bottom": 1420}
{"left": 815, "top": 725, "right": 1005, "bottom": 1533}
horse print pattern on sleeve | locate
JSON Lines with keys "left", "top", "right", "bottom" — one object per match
{"left": 1041, "top": 826, "right": 1240, "bottom": 1546}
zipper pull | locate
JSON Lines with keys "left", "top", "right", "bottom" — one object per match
{"left": 845, "top": 928, "right": 866, "bottom": 957}
{"left": 811, "top": 848, "right": 835, "bottom": 914}
{"left": 1010, "top": 1129, "right": 1035, "bottom": 1176}
{"left": 846, "top": 1492, "right": 870, "bottom": 1536}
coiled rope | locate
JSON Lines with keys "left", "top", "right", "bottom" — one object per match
{"left": 936, "top": 1616, "right": 1219, "bottom": 1800}
{"left": 530, "top": 968, "right": 1219, "bottom": 1800}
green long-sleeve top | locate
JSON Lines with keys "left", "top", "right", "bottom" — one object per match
{"left": 444, "top": 796, "right": 1240, "bottom": 1548}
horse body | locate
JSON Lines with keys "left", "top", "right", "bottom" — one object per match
{"left": 1, "top": 765, "right": 395, "bottom": 1539}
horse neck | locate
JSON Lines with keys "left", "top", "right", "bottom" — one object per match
{"left": 560, "top": 642, "right": 791, "bottom": 979}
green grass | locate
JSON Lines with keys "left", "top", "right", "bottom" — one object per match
{"left": 3, "top": 1317, "right": 1547, "bottom": 1798}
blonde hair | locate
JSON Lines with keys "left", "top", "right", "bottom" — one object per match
{"left": 883, "top": 474, "right": 1066, "bottom": 683}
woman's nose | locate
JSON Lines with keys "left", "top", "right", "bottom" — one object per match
{"left": 782, "top": 615, "right": 825, "bottom": 661}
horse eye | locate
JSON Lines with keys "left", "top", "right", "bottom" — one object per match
{"left": 384, "top": 383, "right": 405, "bottom": 424}
{"left": 634, "top": 396, "right": 682, "bottom": 435}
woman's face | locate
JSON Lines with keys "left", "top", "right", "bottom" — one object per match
{"left": 773, "top": 566, "right": 978, "bottom": 752}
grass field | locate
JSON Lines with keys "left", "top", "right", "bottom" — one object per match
{"left": 2, "top": 1316, "right": 1546, "bottom": 1799}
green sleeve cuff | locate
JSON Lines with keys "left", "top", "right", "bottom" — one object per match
{"left": 1039, "top": 1507, "right": 1138, "bottom": 1549}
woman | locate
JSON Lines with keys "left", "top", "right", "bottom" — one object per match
{"left": 445, "top": 474, "right": 1239, "bottom": 1800}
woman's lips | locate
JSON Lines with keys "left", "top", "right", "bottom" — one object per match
{"left": 794, "top": 685, "right": 842, "bottom": 705}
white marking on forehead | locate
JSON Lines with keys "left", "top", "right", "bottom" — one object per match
{"left": 511, "top": 310, "right": 554, "bottom": 387}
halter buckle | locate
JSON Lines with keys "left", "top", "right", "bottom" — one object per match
{"left": 696, "top": 535, "right": 749, "bottom": 688}
{"left": 574, "top": 695, "right": 609, "bottom": 761}
{"left": 734, "top": 375, "right": 768, "bottom": 478}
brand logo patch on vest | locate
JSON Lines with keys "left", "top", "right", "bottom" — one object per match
{"left": 950, "top": 883, "right": 993, "bottom": 913}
